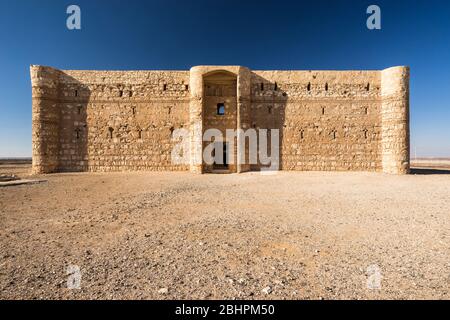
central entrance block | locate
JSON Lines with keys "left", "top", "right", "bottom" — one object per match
{"left": 203, "top": 71, "right": 236, "bottom": 173}
{"left": 189, "top": 66, "right": 252, "bottom": 174}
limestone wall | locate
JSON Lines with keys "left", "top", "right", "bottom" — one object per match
{"left": 30, "top": 65, "right": 409, "bottom": 174}
{"left": 31, "top": 66, "right": 190, "bottom": 173}
{"left": 250, "top": 70, "right": 383, "bottom": 171}
{"left": 31, "top": 66, "right": 61, "bottom": 174}
{"left": 381, "top": 67, "right": 410, "bottom": 174}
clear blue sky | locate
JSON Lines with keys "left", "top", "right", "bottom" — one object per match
{"left": 0, "top": 0, "right": 449, "bottom": 157}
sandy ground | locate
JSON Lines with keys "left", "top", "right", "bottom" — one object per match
{"left": 0, "top": 163, "right": 449, "bottom": 300}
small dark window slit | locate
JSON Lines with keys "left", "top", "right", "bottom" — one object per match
{"left": 77, "top": 105, "right": 82, "bottom": 115}
{"left": 119, "top": 90, "right": 123, "bottom": 97}
{"left": 163, "top": 84, "right": 167, "bottom": 91}
{"left": 260, "top": 83, "right": 264, "bottom": 91}
{"left": 307, "top": 82, "right": 311, "bottom": 91}
{"left": 132, "top": 106, "right": 136, "bottom": 115}
{"left": 364, "top": 129, "right": 368, "bottom": 139}
{"left": 268, "top": 106, "right": 272, "bottom": 114}
{"left": 138, "top": 129, "right": 142, "bottom": 139}
{"left": 300, "top": 129, "right": 304, "bottom": 139}
{"left": 75, "top": 128, "right": 81, "bottom": 139}
{"left": 322, "top": 107, "right": 325, "bottom": 115}
{"left": 274, "top": 82, "right": 278, "bottom": 91}
{"left": 217, "top": 103, "right": 225, "bottom": 115}
{"left": 75, "top": 90, "right": 78, "bottom": 97}
{"left": 108, "top": 127, "right": 114, "bottom": 139}
{"left": 364, "top": 107, "right": 368, "bottom": 115}
{"left": 366, "top": 83, "right": 370, "bottom": 91}
{"left": 325, "top": 83, "right": 328, "bottom": 91}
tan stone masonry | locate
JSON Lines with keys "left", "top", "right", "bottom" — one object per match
{"left": 30, "top": 65, "right": 410, "bottom": 174}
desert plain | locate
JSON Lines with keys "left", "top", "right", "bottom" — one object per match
{"left": 0, "top": 160, "right": 449, "bottom": 300}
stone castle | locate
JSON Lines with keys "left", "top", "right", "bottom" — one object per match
{"left": 30, "top": 65, "right": 410, "bottom": 174}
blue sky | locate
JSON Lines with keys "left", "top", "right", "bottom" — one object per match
{"left": 0, "top": 0, "right": 449, "bottom": 157}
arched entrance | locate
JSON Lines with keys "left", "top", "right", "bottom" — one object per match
{"left": 189, "top": 66, "right": 252, "bottom": 174}
{"left": 203, "top": 71, "right": 237, "bottom": 173}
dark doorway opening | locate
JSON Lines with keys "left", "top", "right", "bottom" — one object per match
{"left": 213, "top": 142, "right": 229, "bottom": 170}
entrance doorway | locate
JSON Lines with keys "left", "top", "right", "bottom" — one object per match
{"left": 213, "top": 142, "right": 229, "bottom": 170}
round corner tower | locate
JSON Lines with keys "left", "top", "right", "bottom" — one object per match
{"left": 381, "top": 66, "right": 410, "bottom": 174}
{"left": 30, "top": 65, "right": 61, "bottom": 174}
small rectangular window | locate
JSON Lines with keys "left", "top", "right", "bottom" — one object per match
{"left": 217, "top": 103, "right": 225, "bottom": 115}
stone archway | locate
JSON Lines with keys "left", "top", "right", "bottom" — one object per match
{"left": 189, "top": 66, "right": 251, "bottom": 174}
{"left": 202, "top": 71, "right": 237, "bottom": 173}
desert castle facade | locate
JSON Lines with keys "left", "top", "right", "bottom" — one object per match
{"left": 30, "top": 65, "right": 410, "bottom": 174}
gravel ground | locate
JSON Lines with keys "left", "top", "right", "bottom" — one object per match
{"left": 0, "top": 166, "right": 449, "bottom": 300}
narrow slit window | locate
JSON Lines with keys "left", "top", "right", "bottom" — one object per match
{"left": 322, "top": 107, "right": 325, "bottom": 115}
{"left": 300, "top": 129, "right": 304, "bottom": 139}
{"left": 274, "top": 82, "right": 278, "bottom": 91}
{"left": 75, "top": 128, "right": 81, "bottom": 139}
{"left": 268, "top": 106, "right": 272, "bottom": 114}
{"left": 366, "top": 83, "right": 370, "bottom": 91}
{"left": 217, "top": 103, "right": 225, "bottom": 116}
{"left": 119, "top": 90, "right": 123, "bottom": 97}
{"left": 364, "top": 129, "right": 368, "bottom": 139}
{"left": 307, "top": 82, "right": 311, "bottom": 92}
{"left": 185, "top": 84, "right": 189, "bottom": 91}
{"left": 74, "top": 90, "right": 78, "bottom": 97}
{"left": 260, "top": 83, "right": 264, "bottom": 91}
{"left": 364, "top": 107, "right": 368, "bottom": 115}
{"left": 332, "top": 130, "right": 337, "bottom": 140}
{"left": 108, "top": 127, "right": 114, "bottom": 139}
{"left": 77, "top": 105, "right": 82, "bottom": 115}
{"left": 138, "top": 129, "right": 142, "bottom": 139}
{"left": 163, "top": 84, "right": 167, "bottom": 91}
{"left": 325, "top": 83, "right": 329, "bottom": 91}
{"left": 132, "top": 106, "right": 136, "bottom": 115}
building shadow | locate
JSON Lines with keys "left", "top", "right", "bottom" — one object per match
{"left": 250, "top": 73, "right": 288, "bottom": 171}
{"left": 410, "top": 168, "right": 450, "bottom": 175}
